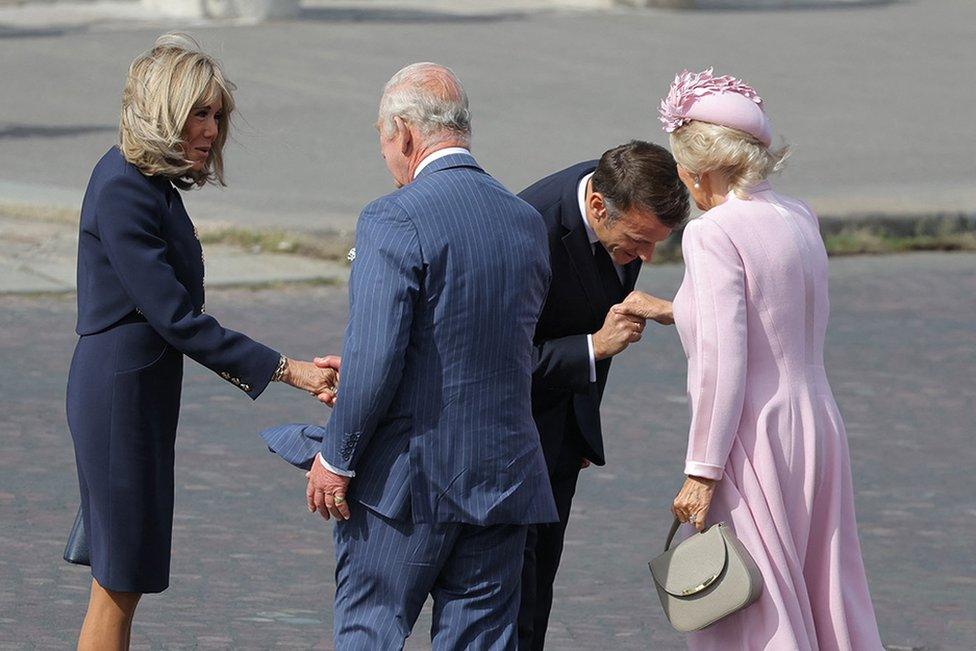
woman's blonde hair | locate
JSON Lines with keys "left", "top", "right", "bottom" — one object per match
{"left": 119, "top": 33, "right": 235, "bottom": 189}
{"left": 669, "top": 120, "right": 790, "bottom": 199}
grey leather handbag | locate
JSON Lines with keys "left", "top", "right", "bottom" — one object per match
{"left": 649, "top": 517, "right": 763, "bottom": 632}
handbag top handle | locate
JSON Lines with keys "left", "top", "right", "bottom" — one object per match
{"left": 665, "top": 517, "right": 682, "bottom": 551}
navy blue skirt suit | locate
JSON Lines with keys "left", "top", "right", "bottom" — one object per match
{"left": 67, "top": 147, "right": 281, "bottom": 593}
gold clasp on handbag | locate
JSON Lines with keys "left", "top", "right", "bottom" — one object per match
{"left": 680, "top": 573, "right": 720, "bottom": 596}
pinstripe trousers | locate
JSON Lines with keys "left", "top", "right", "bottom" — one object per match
{"left": 333, "top": 505, "right": 528, "bottom": 650}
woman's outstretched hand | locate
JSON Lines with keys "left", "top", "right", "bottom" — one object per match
{"left": 615, "top": 290, "right": 675, "bottom": 326}
{"left": 280, "top": 357, "right": 339, "bottom": 406}
{"left": 672, "top": 475, "right": 717, "bottom": 532}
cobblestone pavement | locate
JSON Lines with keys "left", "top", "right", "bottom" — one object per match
{"left": 1, "top": 252, "right": 973, "bottom": 649}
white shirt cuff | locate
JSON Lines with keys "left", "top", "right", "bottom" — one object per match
{"left": 586, "top": 334, "right": 597, "bottom": 383}
{"left": 318, "top": 453, "right": 355, "bottom": 477}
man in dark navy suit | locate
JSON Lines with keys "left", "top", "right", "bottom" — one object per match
{"left": 517, "top": 141, "right": 690, "bottom": 650}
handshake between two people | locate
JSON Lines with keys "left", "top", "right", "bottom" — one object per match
{"left": 278, "top": 355, "right": 342, "bottom": 407}
{"left": 593, "top": 290, "right": 675, "bottom": 360}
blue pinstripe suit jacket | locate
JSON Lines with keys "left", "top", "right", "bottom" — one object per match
{"left": 263, "top": 153, "right": 558, "bottom": 526}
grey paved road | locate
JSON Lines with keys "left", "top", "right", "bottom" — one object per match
{"left": 1, "top": 0, "right": 975, "bottom": 233}
{"left": 1, "top": 252, "right": 973, "bottom": 649}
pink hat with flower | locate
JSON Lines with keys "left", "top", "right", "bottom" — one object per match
{"left": 659, "top": 68, "right": 772, "bottom": 147}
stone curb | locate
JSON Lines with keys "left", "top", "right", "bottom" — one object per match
{"left": 0, "top": 211, "right": 349, "bottom": 295}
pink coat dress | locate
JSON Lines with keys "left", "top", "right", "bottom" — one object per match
{"left": 672, "top": 182, "right": 884, "bottom": 650}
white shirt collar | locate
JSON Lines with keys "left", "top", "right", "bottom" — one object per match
{"left": 412, "top": 147, "right": 471, "bottom": 180}
{"left": 577, "top": 172, "right": 599, "bottom": 245}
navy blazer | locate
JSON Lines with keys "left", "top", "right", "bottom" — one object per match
{"left": 518, "top": 161, "right": 641, "bottom": 466}
{"left": 262, "top": 153, "right": 557, "bottom": 526}
{"left": 75, "top": 147, "right": 279, "bottom": 396}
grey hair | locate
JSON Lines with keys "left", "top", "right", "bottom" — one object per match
{"left": 378, "top": 62, "right": 471, "bottom": 147}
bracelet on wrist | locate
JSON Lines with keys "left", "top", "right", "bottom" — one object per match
{"left": 271, "top": 355, "right": 289, "bottom": 382}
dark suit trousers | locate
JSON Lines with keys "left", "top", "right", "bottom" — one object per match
{"left": 517, "top": 434, "right": 585, "bottom": 650}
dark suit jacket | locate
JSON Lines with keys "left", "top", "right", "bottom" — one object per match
{"left": 74, "top": 147, "right": 279, "bottom": 396}
{"left": 519, "top": 161, "right": 641, "bottom": 467}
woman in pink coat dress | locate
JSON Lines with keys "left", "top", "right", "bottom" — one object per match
{"left": 637, "top": 70, "right": 884, "bottom": 650}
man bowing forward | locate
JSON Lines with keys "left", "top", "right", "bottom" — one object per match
{"left": 517, "top": 141, "right": 689, "bottom": 649}
{"left": 263, "top": 63, "right": 556, "bottom": 649}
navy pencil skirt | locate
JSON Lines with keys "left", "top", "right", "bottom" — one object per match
{"left": 66, "top": 317, "right": 183, "bottom": 593}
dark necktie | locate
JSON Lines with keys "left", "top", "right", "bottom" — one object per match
{"left": 593, "top": 243, "right": 623, "bottom": 302}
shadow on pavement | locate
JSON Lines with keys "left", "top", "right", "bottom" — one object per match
{"left": 297, "top": 6, "right": 529, "bottom": 24}
{"left": 0, "top": 124, "right": 117, "bottom": 140}
{"left": 0, "top": 25, "right": 82, "bottom": 39}
{"left": 690, "top": 0, "right": 901, "bottom": 12}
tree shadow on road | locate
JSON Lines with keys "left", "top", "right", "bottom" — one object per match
{"left": 689, "top": 0, "right": 901, "bottom": 12}
{"left": 297, "top": 6, "right": 529, "bottom": 24}
{"left": 0, "top": 25, "right": 84, "bottom": 39}
{"left": 0, "top": 124, "right": 117, "bottom": 140}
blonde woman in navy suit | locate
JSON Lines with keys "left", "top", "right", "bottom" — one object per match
{"left": 66, "top": 34, "right": 336, "bottom": 650}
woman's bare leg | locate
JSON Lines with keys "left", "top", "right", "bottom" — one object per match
{"left": 78, "top": 577, "right": 141, "bottom": 651}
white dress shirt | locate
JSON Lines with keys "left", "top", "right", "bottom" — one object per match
{"left": 318, "top": 147, "right": 474, "bottom": 477}
{"left": 412, "top": 147, "right": 471, "bottom": 180}
{"left": 577, "top": 172, "right": 625, "bottom": 384}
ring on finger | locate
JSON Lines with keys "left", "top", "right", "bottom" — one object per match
{"left": 334, "top": 495, "right": 346, "bottom": 505}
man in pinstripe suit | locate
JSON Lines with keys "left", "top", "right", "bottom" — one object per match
{"left": 261, "top": 63, "right": 557, "bottom": 649}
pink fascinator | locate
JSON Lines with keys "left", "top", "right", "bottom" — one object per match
{"left": 659, "top": 68, "right": 772, "bottom": 147}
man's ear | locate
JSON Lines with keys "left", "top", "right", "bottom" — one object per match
{"left": 588, "top": 191, "right": 608, "bottom": 224}
{"left": 395, "top": 117, "right": 413, "bottom": 156}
